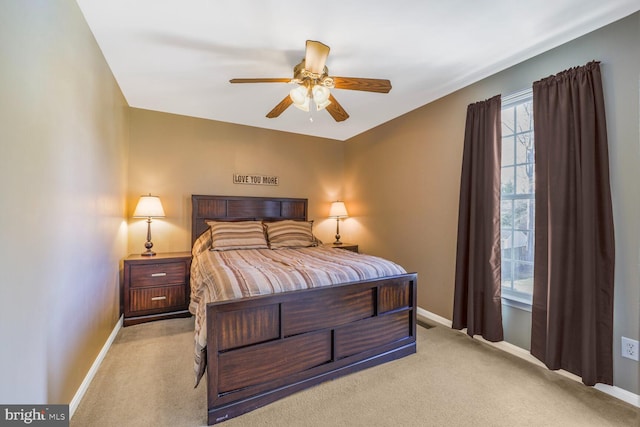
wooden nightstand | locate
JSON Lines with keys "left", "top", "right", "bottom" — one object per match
{"left": 323, "top": 242, "right": 359, "bottom": 253}
{"left": 123, "top": 252, "right": 192, "bottom": 326}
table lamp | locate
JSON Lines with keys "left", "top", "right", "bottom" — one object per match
{"left": 329, "top": 201, "right": 348, "bottom": 245}
{"left": 133, "top": 194, "right": 165, "bottom": 256}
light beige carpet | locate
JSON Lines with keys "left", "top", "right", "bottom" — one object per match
{"left": 71, "top": 317, "right": 638, "bottom": 427}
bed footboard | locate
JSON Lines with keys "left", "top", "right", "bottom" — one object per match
{"left": 206, "top": 273, "right": 417, "bottom": 425}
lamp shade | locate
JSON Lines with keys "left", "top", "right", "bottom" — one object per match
{"left": 329, "top": 201, "right": 348, "bottom": 218}
{"left": 133, "top": 195, "right": 165, "bottom": 218}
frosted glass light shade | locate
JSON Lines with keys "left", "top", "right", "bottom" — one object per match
{"left": 312, "top": 85, "right": 331, "bottom": 110}
{"left": 290, "top": 86, "right": 310, "bottom": 112}
{"left": 133, "top": 195, "right": 165, "bottom": 218}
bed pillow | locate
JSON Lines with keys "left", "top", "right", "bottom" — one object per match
{"left": 265, "top": 220, "right": 317, "bottom": 249}
{"left": 192, "top": 229, "right": 212, "bottom": 256}
{"left": 206, "top": 220, "right": 269, "bottom": 251}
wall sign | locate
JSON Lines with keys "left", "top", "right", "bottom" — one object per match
{"left": 233, "top": 173, "right": 280, "bottom": 186}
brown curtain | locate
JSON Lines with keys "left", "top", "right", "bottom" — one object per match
{"left": 531, "top": 61, "right": 615, "bottom": 386}
{"left": 452, "top": 95, "right": 503, "bottom": 342}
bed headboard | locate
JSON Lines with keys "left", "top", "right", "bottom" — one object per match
{"left": 191, "top": 195, "right": 308, "bottom": 245}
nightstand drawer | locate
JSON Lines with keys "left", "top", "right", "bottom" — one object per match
{"left": 129, "top": 285, "right": 186, "bottom": 312}
{"left": 130, "top": 262, "right": 186, "bottom": 288}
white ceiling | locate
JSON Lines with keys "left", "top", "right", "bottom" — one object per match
{"left": 76, "top": 0, "right": 639, "bottom": 141}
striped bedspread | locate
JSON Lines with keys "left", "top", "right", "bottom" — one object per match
{"left": 189, "top": 246, "right": 407, "bottom": 385}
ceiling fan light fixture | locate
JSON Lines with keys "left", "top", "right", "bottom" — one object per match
{"left": 315, "top": 99, "right": 332, "bottom": 111}
{"left": 293, "top": 98, "right": 310, "bottom": 112}
{"left": 312, "top": 84, "right": 331, "bottom": 111}
{"left": 289, "top": 86, "right": 310, "bottom": 112}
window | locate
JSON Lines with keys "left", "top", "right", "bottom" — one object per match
{"left": 501, "top": 90, "right": 534, "bottom": 304}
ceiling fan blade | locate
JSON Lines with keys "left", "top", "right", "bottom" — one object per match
{"left": 266, "top": 96, "right": 293, "bottom": 118}
{"left": 331, "top": 77, "right": 392, "bottom": 93}
{"left": 230, "top": 78, "right": 291, "bottom": 84}
{"left": 325, "top": 94, "right": 349, "bottom": 122}
{"left": 305, "top": 40, "right": 330, "bottom": 75}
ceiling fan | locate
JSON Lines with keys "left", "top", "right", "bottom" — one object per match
{"left": 229, "top": 40, "right": 392, "bottom": 122}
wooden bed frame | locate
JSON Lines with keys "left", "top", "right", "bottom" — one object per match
{"left": 191, "top": 195, "right": 418, "bottom": 425}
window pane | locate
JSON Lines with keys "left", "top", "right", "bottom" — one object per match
{"left": 515, "top": 133, "right": 533, "bottom": 164}
{"left": 513, "top": 262, "right": 533, "bottom": 295}
{"left": 501, "top": 167, "right": 515, "bottom": 194}
{"left": 501, "top": 230, "right": 514, "bottom": 258}
{"left": 502, "top": 137, "right": 515, "bottom": 166}
{"left": 501, "top": 259, "right": 513, "bottom": 285}
{"left": 502, "top": 107, "right": 515, "bottom": 136}
{"left": 516, "top": 102, "right": 533, "bottom": 132}
{"left": 500, "top": 200, "right": 513, "bottom": 227}
{"left": 514, "top": 199, "right": 534, "bottom": 230}
{"left": 513, "top": 231, "right": 534, "bottom": 263}
{"left": 515, "top": 165, "right": 534, "bottom": 194}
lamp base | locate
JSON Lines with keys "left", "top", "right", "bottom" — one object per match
{"left": 333, "top": 240, "right": 343, "bottom": 245}
{"left": 141, "top": 238, "right": 156, "bottom": 256}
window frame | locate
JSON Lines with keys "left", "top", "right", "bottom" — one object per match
{"left": 500, "top": 89, "right": 534, "bottom": 308}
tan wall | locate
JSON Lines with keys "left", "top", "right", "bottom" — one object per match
{"left": 344, "top": 96, "right": 467, "bottom": 317}
{"left": 127, "top": 109, "right": 345, "bottom": 254}
{"left": 345, "top": 13, "right": 639, "bottom": 394}
{"left": 0, "top": 0, "right": 128, "bottom": 404}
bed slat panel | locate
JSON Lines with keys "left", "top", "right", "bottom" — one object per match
{"left": 282, "top": 288, "right": 374, "bottom": 337}
{"left": 334, "top": 311, "right": 411, "bottom": 359}
{"left": 227, "top": 199, "right": 280, "bottom": 218}
{"left": 281, "top": 200, "right": 307, "bottom": 220}
{"left": 379, "top": 280, "right": 411, "bottom": 313}
{"left": 196, "top": 198, "right": 227, "bottom": 217}
{"left": 217, "top": 330, "right": 332, "bottom": 393}
{"left": 216, "top": 305, "right": 280, "bottom": 351}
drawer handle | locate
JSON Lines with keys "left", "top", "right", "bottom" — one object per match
{"left": 151, "top": 272, "right": 167, "bottom": 277}
{"left": 151, "top": 296, "right": 167, "bottom": 301}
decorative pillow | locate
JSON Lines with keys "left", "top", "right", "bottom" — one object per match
{"left": 206, "top": 220, "right": 269, "bottom": 251}
{"left": 265, "top": 220, "right": 316, "bottom": 249}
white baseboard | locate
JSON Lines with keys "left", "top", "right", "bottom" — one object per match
{"left": 417, "top": 307, "right": 639, "bottom": 408}
{"left": 594, "top": 383, "right": 640, "bottom": 407}
{"left": 69, "top": 315, "right": 123, "bottom": 418}
{"left": 417, "top": 307, "right": 452, "bottom": 328}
